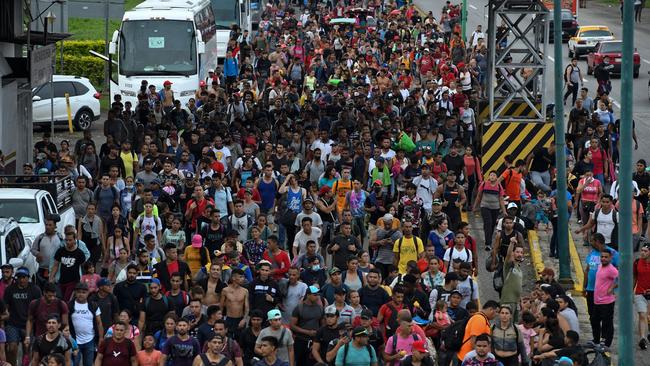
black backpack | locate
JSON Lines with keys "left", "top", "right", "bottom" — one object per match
{"left": 440, "top": 313, "right": 488, "bottom": 352}
{"left": 385, "top": 304, "right": 400, "bottom": 338}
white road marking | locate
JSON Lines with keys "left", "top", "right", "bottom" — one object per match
{"left": 643, "top": 59, "right": 650, "bottom": 65}
{"left": 469, "top": 4, "right": 478, "bottom": 9}
{"left": 547, "top": 55, "right": 555, "bottom": 62}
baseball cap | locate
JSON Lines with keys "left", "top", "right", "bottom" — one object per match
{"left": 267, "top": 309, "right": 282, "bottom": 320}
{"left": 191, "top": 234, "right": 203, "bottom": 248}
{"left": 376, "top": 157, "right": 385, "bottom": 163}
{"left": 97, "top": 278, "right": 111, "bottom": 287}
{"left": 507, "top": 202, "right": 518, "bottom": 209}
{"left": 199, "top": 80, "right": 206, "bottom": 87}
{"left": 382, "top": 213, "right": 394, "bottom": 221}
{"left": 137, "top": 248, "right": 148, "bottom": 256}
{"left": 163, "top": 80, "right": 173, "bottom": 86}
{"left": 150, "top": 278, "right": 161, "bottom": 286}
{"left": 307, "top": 285, "right": 320, "bottom": 295}
{"left": 0, "top": 263, "right": 13, "bottom": 270}
{"left": 325, "top": 307, "right": 339, "bottom": 316}
{"left": 352, "top": 326, "right": 369, "bottom": 337}
{"left": 557, "top": 357, "right": 574, "bottom": 366}
{"left": 208, "top": 69, "right": 215, "bottom": 73}
{"left": 373, "top": 179, "right": 383, "bottom": 186}
{"left": 15, "top": 267, "right": 30, "bottom": 277}
{"left": 75, "top": 282, "right": 89, "bottom": 291}
{"left": 412, "top": 340, "right": 428, "bottom": 353}
{"left": 360, "top": 309, "right": 373, "bottom": 320}
{"left": 329, "top": 267, "right": 342, "bottom": 275}
{"left": 432, "top": 199, "right": 442, "bottom": 206}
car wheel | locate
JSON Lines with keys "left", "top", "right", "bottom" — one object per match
{"left": 74, "top": 108, "right": 93, "bottom": 131}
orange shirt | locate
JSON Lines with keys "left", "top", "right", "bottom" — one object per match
{"left": 500, "top": 168, "right": 523, "bottom": 202}
{"left": 458, "top": 312, "right": 491, "bottom": 360}
{"left": 136, "top": 350, "right": 162, "bottom": 366}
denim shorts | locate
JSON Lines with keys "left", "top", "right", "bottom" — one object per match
{"left": 5, "top": 324, "right": 26, "bottom": 343}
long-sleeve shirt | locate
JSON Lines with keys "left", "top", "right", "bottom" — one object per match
{"left": 224, "top": 57, "right": 239, "bottom": 77}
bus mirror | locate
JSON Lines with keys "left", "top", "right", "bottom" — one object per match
{"left": 109, "top": 42, "right": 116, "bottom": 55}
{"left": 198, "top": 41, "right": 205, "bottom": 54}
{"left": 111, "top": 30, "right": 119, "bottom": 43}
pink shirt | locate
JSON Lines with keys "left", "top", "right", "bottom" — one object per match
{"left": 385, "top": 332, "right": 419, "bottom": 366}
{"left": 594, "top": 263, "right": 618, "bottom": 304}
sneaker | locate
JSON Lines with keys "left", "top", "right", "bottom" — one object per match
{"left": 640, "top": 338, "right": 648, "bottom": 350}
{"left": 485, "top": 246, "right": 492, "bottom": 252}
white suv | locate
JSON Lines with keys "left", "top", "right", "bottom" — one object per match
{"left": 32, "top": 75, "right": 101, "bottom": 131}
{"left": 0, "top": 218, "right": 39, "bottom": 278}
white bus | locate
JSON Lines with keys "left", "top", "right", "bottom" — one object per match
{"left": 105, "top": 0, "right": 217, "bottom": 105}
{"left": 211, "top": 0, "right": 252, "bottom": 59}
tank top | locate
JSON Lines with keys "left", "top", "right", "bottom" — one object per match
{"left": 258, "top": 178, "right": 277, "bottom": 211}
{"left": 499, "top": 230, "right": 517, "bottom": 259}
{"left": 287, "top": 186, "right": 303, "bottom": 213}
{"left": 318, "top": 197, "right": 336, "bottom": 223}
{"left": 480, "top": 181, "right": 503, "bottom": 210}
{"left": 443, "top": 183, "right": 460, "bottom": 204}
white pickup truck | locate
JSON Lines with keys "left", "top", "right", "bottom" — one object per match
{"left": 0, "top": 175, "right": 76, "bottom": 244}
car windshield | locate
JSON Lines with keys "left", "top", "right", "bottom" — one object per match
{"left": 580, "top": 30, "right": 611, "bottom": 38}
{"left": 211, "top": 0, "right": 239, "bottom": 29}
{"left": 600, "top": 42, "right": 622, "bottom": 53}
{"left": 0, "top": 200, "right": 39, "bottom": 223}
{"left": 119, "top": 20, "right": 197, "bottom": 76}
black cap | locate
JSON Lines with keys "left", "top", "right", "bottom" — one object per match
{"left": 360, "top": 309, "right": 373, "bottom": 320}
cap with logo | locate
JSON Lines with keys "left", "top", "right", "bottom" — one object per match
{"left": 267, "top": 309, "right": 282, "bottom": 320}
{"left": 352, "top": 326, "right": 369, "bottom": 337}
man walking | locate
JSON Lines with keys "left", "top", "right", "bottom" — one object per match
{"left": 593, "top": 249, "right": 618, "bottom": 347}
{"left": 68, "top": 282, "right": 103, "bottom": 366}
{"left": 634, "top": 243, "right": 650, "bottom": 349}
{"left": 563, "top": 58, "right": 582, "bottom": 106}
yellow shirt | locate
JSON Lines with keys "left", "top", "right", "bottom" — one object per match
{"left": 333, "top": 179, "right": 353, "bottom": 213}
{"left": 183, "top": 246, "right": 211, "bottom": 275}
{"left": 120, "top": 151, "right": 137, "bottom": 179}
{"left": 393, "top": 236, "right": 424, "bottom": 274}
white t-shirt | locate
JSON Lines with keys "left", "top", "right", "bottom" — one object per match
{"left": 71, "top": 301, "right": 101, "bottom": 344}
{"left": 413, "top": 176, "right": 438, "bottom": 210}
{"left": 594, "top": 209, "right": 618, "bottom": 244}
{"left": 293, "top": 227, "right": 322, "bottom": 256}
{"left": 282, "top": 282, "right": 308, "bottom": 323}
{"left": 137, "top": 215, "right": 163, "bottom": 244}
{"left": 456, "top": 276, "right": 479, "bottom": 308}
{"left": 443, "top": 246, "right": 473, "bottom": 264}
{"left": 212, "top": 146, "right": 232, "bottom": 170}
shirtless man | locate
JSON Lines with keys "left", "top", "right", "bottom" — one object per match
{"left": 203, "top": 263, "right": 226, "bottom": 306}
{"left": 220, "top": 268, "right": 249, "bottom": 338}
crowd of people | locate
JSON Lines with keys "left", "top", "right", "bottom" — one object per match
{"left": 3, "top": 0, "right": 649, "bottom": 366}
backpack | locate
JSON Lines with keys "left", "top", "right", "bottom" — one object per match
{"left": 593, "top": 208, "right": 619, "bottom": 247}
{"left": 165, "top": 290, "right": 190, "bottom": 307}
{"left": 390, "top": 332, "right": 419, "bottom": 355}
{"left": 68, "top": 300, "right": 100, "bottom": 339}
{"left": 38, "top": 333, "right": 71, "bottom": 363}
{"left": 440, "top": 312, "right": 488, "bottom": 352}
{"left": 564, "top": 64, "right": 574, "bottom": 82}
{"left": 385, "top": 304, "right": 400, "bottom": 338}
{"left": 144, "top": 295, "right": 170, "bottom": 310}
{"left": 33, "top": 232, "right": 64, "bottom": 253}
{"left": 342, "top": 343, "right": 373, "bottom": 365}
{"left": 396, "top": 236, "right": 422, "bottom": 255}
{"left": 94, "top": 185, "right": 119, "bottom": 204}
{"left": 199, "top": 354, "right": 230, "bottom": 366}
{"left": 444, "top": 247, "right": 471, "bottom": 264}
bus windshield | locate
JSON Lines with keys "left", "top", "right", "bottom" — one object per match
{"left": 119, "top": 20, "right": 197, "bottom": 76}
{"left": 211, "top": 0, "right": 239, "bottom": 29}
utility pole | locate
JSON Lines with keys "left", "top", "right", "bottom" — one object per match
{"left": 105, "top": 0, "right": 110, "bottom": 91}
{"left": 461, "top": 0, "right": 467, "bottom": 42}
{"left": 618, "top": 0, "right": 634, "bottom": 363}
{"left": 553, "top": 0, "right": 570, "bottom": 283}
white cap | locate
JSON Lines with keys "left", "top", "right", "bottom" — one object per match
{"left": 507, "top": 202, "right": 518, "bottom": 209}
{"left": 383, "top": 213, "right": 394, "bottom": 221}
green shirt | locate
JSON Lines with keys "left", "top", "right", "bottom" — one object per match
{"left": 500, "top": 260, "right": 523, "bottom": 303}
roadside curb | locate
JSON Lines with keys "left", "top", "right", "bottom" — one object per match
{"left": 527, "top": 230, "right": 546, "bottom": 280}
{"left": 568, "top": 231, "right": 585, "bottom": 293}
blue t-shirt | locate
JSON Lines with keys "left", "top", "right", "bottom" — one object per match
{"left": 335, "top": 343, "right": 378, "bottom": 366}
{"left": 161, "top": 336, "right": 200, "bottom": 366}
{"left": 585, "top": 246, "right": 620, "bottom": 291}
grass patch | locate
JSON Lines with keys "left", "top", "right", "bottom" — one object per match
{"left": 594, "top": 0, "right": 619, "bottom": 5}
{"left": 69, "top": 18, "right": 121, "bottom": 40}
{"left": 68, "top": 0, "right": 143, "bottom": 40}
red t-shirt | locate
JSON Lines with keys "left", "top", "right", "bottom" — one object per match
{"left": 29, "top": 298, "right": 69, "bottom": 337}
{"left": 262, "top": 250, "right": 291, "bottom": 281}
{"left": 634, "top": 258, "right": 650, "bottom": 295}
{"left": 186, "top": 197, "right": 214, "bottom": 230}
{"left": 236, "top": 187, "right": 262, "bottom": 202}
{"left": 98, "top": 338, "right": 137, "bottom": 366}
{"left": 590, "top": 147, "right": 606, "bottom": 175}
{"left": 378, "top": 302, "right": 405, "bottom": 331}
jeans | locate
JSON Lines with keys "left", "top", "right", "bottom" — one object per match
{"left": 593, "top": 302, "right": 615, "bottom": 346}
{"left": 77, "top": 341, "right": 95, "bottom": 366}
{"left": 530, "top": 170, "right": 552, "bottom": 193}
{"left": 564, "top": 82, "right": 579, "bottom": 106}
{"left": 480, "top": 207, "right": 501, "bottom": 247}
{"left": 594, "top": 173, "right": 606, "bottom": 187}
